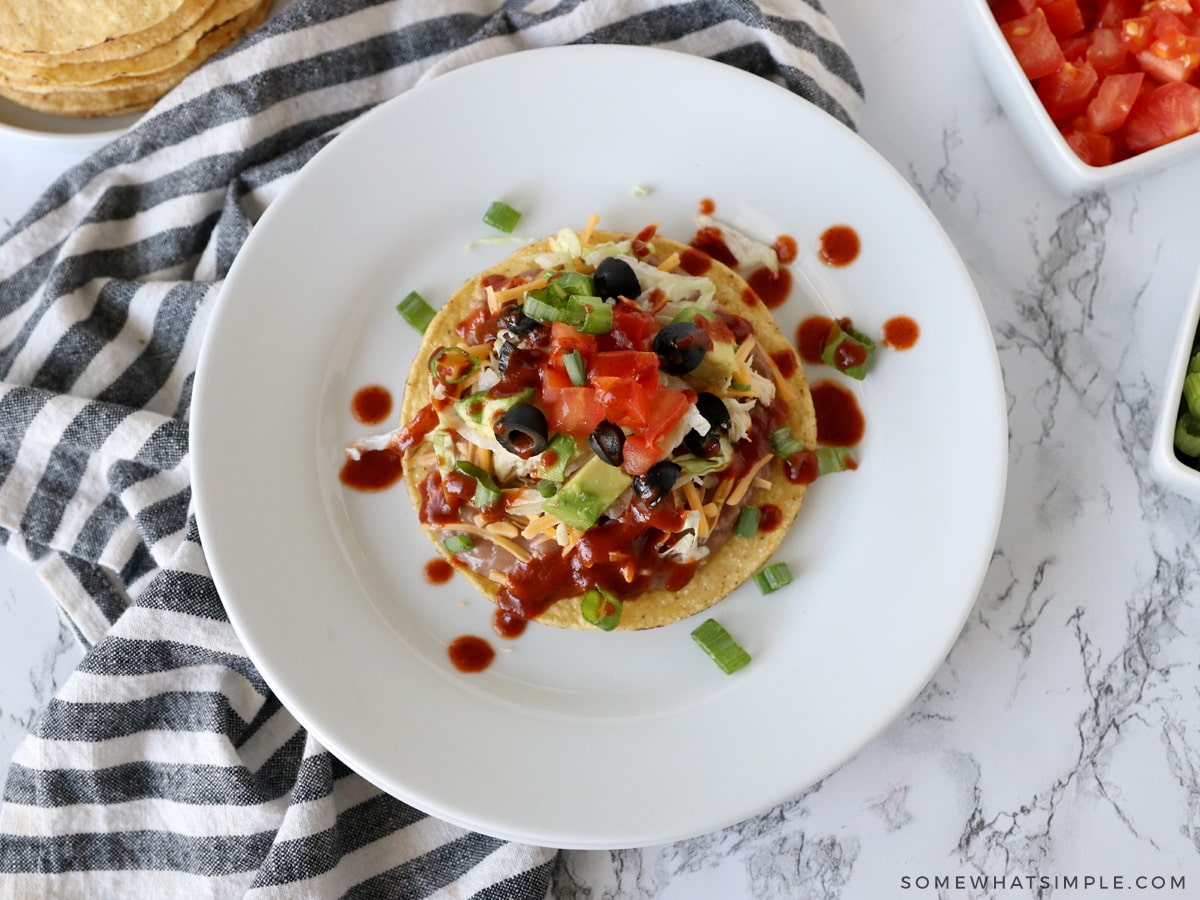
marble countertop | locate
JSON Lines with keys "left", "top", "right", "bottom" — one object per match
{"left": 5, "top": 0, "right": 1200, "bottom": 896}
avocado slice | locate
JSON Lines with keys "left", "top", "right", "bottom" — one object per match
{"left": 453, "top": 388, "right": 534, "bottom": 443}
{"left": 671, "top": 306, "right": 738, "bottom": 384}
{"left": 542, "top": 455, "right": 632, "bottom": 530}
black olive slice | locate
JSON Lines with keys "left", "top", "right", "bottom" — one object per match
{"left": 496, "top": 304, "right": 542, "bottom": 337}
{"left": 653, "top": 321, "right": 712, "bottom": 375}
{"left": 494, "top": 402, "right": 549, "bottom": 459}
{"left": 594, "top": 257, "right": 641, "bottom": 301}
{"left": 496, "top": 339, "right": 516, "bottom": 375}
{"left": 684, "top": 392, "right": 732, "bottom": 458}
{"left": 588, "top": 420, "right": 626, "bottom": 466}
{"left": 632, "top": 461, "right": 682, "bottom": 507}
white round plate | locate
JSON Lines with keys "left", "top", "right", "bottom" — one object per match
{"left": 193, "top": 45, "right": 1007, "bottom": 849}
{"left": 0, "top": 96, "right": 137, "bottom": 147}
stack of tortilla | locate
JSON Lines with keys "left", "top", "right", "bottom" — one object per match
{"left": 0, "top": 0, "right": 273, "bottom": 117}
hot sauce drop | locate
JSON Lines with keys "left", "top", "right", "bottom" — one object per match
{"left": 818, "top": 225, "right": 860, "bottom": 267}
{"left": 796, "top": 316, "right": 834, "bottom": 364}
{"left": 882, "top": 315, "right": 920, "bottom": 350}
{"left": 424, "top": 558, "right": 454, "bottom": 584}
{"left": 447, "top": 635, "right": 495, "bottom": 673}
{"left": 338, "top": 447, "right": 403, "bottom": 492}
{"left": 493, "top": 608, "right": 527, "bottom": 639}
{"left": 810, "top": 381, "right": 865, "bottom": 447}
{"left": 351, "top": 384, "right": 392, "bottom": 424}
{"left": 747, "top": 265, "right": 792, "bottom": 309}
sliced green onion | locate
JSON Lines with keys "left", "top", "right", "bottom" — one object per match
{"left": 690, "top": 618, "right": 751, "bottom": 674}
{"left": 483, "top": 200, "right": 521, "bottom": 233}
{"left": 565, "top": 349, "right": 587, "bottom": 386}
{"left": 432, "top": 429, "right": 456, "bottom": 473}
{"left": 397, "top": 291, "right": 436, "bottom": 333}
{"left": 442, "top": 534, "right": 475, "bottom": 554}
{"left": 752, "top": 561, "right": 794, "bottom": 594}
{"left": 730, "top": 380, "right": 753, "bottom": 392}
{"left": 821, "top": 320, "right": 875, "bottom": 380}
{"left": 735, "top": 506, "right": 760, "bottom": 538}
{"left": 1175, "top": 412, "right": 1200, "bottom": 457}
{"left": 548, "top": 270, "right": 595, "bottom": 297}
{"left": 522, "top": 289, "right": 574, "bottom": 324}
{"left": 1185, "top": 372, "right": 1200, "bottom": 417}
{"left": 581, "top": 585, "right": 623, "bottom": 631}
{"left": 429, "top": 346, "right": 479, "bottom": 385}
{"left": 576, "top": 299, "right": 613, "bottom": 335}
{"left": 454, "top": 460, "right": 501, "bottom": 508}
{"left": 537, "top": 480, "right": 558, "bottom": 498}
{"left": 769, "top": 426, "right": 806, "bottom": 459}
{"left": 814, "top": 446, "right": 857, "bottom": 476}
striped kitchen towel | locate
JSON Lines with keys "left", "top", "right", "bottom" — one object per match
{"left": 0, "top": 0, "right": 861, "bottom": 897}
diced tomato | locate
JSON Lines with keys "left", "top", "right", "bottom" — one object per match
{"left": 1037, "top": 60, "right": 1100, "bottom": 118}
{"left": 1087, "top": 27, "right": 1130, "bottom": 71}
{"left": 992, "top": 0, "right": 1036, "bottom": 19}
{"left": 1059, "top": 34, "right": 1090, "bottom": 59}
{"left": 1124, "top": 80, "right": 1200, "bottom": 150}
{"left": 538, "top": 362, "right": 574, "bottom": 406}
{"left": 1096, "top": 0, "right": 1139, "bottom": 26}
{"left": 1040, "top": 0, "right": 1086, "bottom": 38}
{"left": 549, "top": 322, "right": 597, "bottom": 364}
{"left": 591, "top": 350, "right": 659, "bottom": 383}
{"left": 1121, "top": 15, "right": 1157, "bottom": 51}
{"left": 621, "top": 435, "right": 667, "bottom": 476}
{"left": 599, "top": 303, "right": 658, "bottom": 352}
{"left": 1142, "top": 0, "right": 1194, "bottom": 15}
{"left": 1135, "top": 20, "right": 1200, "bottom": 80}
{"left": 1003, "top": 9, "right": 1068, "bottom": 78}
{"left": 591, "top": 356, "right": 652, "bottom": 426}
{"left": 639, "top": 387, "right": 692, "bottom": 443}
{"left": 1063, "top": 128, "right": 1119, "bottom": 162}
{"left": 1086, "top": 71, "right": 1145, "bottom": 129}
{"left": 544, "top": 386, "right": 606, "bottom": 438}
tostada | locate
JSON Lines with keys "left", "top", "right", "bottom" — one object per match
{"left": 350, "top": 220, "right": 816, "bottom": 630}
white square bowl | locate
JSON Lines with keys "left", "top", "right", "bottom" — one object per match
{"left": 1151, "top": 267, "right": 1200, "bottom": 501}
{"left": 963, "top": 0, "right": 1200, "bottom": 193}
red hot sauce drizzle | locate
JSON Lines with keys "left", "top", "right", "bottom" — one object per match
{"left": 811, "top": 380, "right": 865, "bottom": 447}
{"left": 447, "top": 635, "right": 495, "bottom": 673}
{"left": 883, "top": 315, "right": 920, "bottom": 350}
{"left": 338, "top": 400, "right": 438, "bottom": 493}
{"left": 747, "top": 265, "right": 792, "bottom": 309}
{"left": 424, "top": 558, "right": 453, "bottom": 584}
{"left": 818, "top": 225, "right": 860, "bottom": 267}
{"left": 796, "top": 316, "right": 834, "bottom": 365}
{"left": 351, "top": 384, "right": 392, "bottom": 424}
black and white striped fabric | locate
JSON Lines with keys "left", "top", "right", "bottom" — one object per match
{"left": 0, "top": 1, "right": 861, "bottom": 896}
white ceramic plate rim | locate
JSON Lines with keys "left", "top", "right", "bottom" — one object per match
{"left": 0, "top": 97, "right": 137, "bottom": 147}
{"left": 193, "top": 44, "right": 1008, "bottom": 849}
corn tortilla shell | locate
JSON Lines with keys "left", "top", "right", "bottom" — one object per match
{"left": 0, "top": 0, "right": 195, "bottom": 56}
{"left": 0, "top": 0, "right": 270, "bottom": 116}
{"left": 401, "top": 230, "right": 816, "bottom": 631}
{"left": 0, "top": 0, "right": 261, "bottom": 88}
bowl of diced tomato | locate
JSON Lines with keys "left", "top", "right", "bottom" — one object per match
{"left": 965, "top": 0, "right": 1200, "bottom": 192}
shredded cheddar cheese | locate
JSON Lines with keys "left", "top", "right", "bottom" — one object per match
{"left": 726, "top": 454, "right": 774, "bottom": 506}
{"left": 450, "top": 523, "right": 532, "bottom": 563}
{"left": 491, "top": 276, "right": 548, "bottom": 307}
{"left": 656, "top": 251, "right": 681, "bottom": 272}
{"left": 763, "top": 350, "right": 795, "bottom": 402}
{"left": 579, "top": 213, "right": 600, "bottom": 246}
